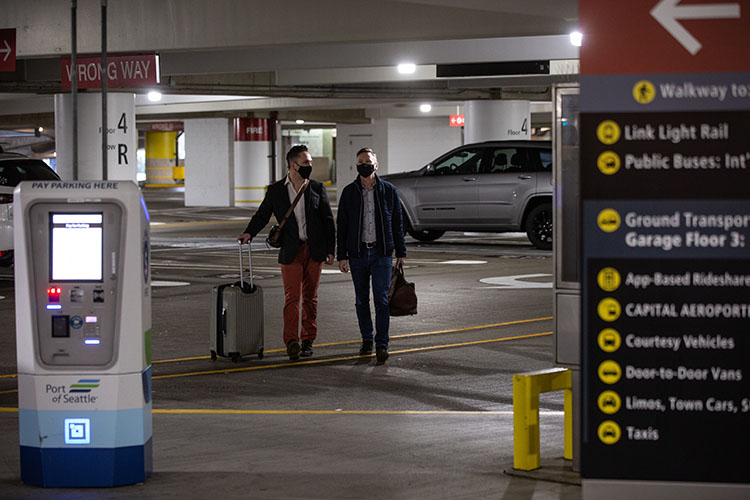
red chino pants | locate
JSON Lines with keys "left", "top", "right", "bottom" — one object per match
{"left": 280, "top": 245, "right": 324, "bottom": 345}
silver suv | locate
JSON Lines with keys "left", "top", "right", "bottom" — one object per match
{"left": 382, "top": 140, "right": 552, "bottom": 249}
{"left": 0, "top": 152, "right": 61, "bottom": 266}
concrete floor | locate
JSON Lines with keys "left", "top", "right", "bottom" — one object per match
{"left": 0, "top": 189, "right": 580, "bottom": 499}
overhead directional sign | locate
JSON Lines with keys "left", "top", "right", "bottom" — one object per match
{"left": 580, "top": 0, "right": 750, "bottom": 498}
{"left": 0, "top": 28, "right": 16, "bottom": 72}
{"left": 650, "top": 0, "right": 741, "bottom": 55}
{"left": 581, "top": 0, "right": 748, "bottom": 74}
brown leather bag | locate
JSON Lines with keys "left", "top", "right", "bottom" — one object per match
{"left": 388, "top": 263, "right": 417, "bottom": 316}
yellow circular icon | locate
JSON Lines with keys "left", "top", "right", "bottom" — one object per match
{"left": 597, "top": 209, "right": 621, "bottom": 233}
{"left": 633, "top": 80, "right": 656, "bottom": 104}
{"left": 597, "top": 328, "right": 622, "bottom": 353}
{"left": 597, "top": 267, "right": 621, "bottom": 292}
{"left": 598, "top": 360, "right": 622, "bottom": 384}
{"left": 598, "top": 420, "right": 622, "bottom": 444}
{"left": 598, "top": 298, "right": 621, "bottom": 322}
{"left": 597, "top": 151, "right": 621, "bottom": 175}
{"left": 596, "top": 120, "right": 621, "bottom": 145}
{"left": 598, "top": 391, "right": 622, "bottom": 415}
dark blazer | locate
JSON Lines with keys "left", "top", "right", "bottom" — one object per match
{"left": 243, "top": 177, "right": 335, "bottom": 265}
{"left": 336, "top": 174, "right": 406, "bottom": 261}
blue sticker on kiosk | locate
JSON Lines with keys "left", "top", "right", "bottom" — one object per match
{"left": 70, "top": 316, "right": 83, "bottom": 329}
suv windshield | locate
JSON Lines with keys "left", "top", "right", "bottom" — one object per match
{"left": 0, "top": 159, "right": 60, "bottom": 186}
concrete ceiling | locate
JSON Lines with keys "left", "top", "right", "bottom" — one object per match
{"left": 0, "top": 0, "right": 580, "bottom": 150}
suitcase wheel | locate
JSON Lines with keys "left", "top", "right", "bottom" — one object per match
{"left": 258, "top": 348, "right": 264, "bottom": 360}
{"left": 210, "top": 350, "right": 217, "bottom": 361}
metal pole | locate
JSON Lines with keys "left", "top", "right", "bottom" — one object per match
{"left": 269, "top": 112, "right": 278, "bottom": 183}
{"left": 71, "top": 0, "right": 78, "bottom": 180}
{"left": 101, "top": 0, "right": 108, "bottom": 180}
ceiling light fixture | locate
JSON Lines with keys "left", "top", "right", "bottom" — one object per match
{"left": 296, "top": 119, "right": 305, "bottom": 124}
{"left": 419, "top": 104, "right": 432, "bottom": 113}
{"left": 570, "top": 31, "right": 583, "bottom": 47}
{"left": 147, "top": 91, "right": 162, "bottom": 102}
{"left": 397, "top": 63, "right": 417, "bottom": 74}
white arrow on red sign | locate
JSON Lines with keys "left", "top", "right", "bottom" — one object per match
{"left": 650, "top": 0, "right": 741, "bottom": 55}
{"left": 0, "top": 39, "right": 10, "bottom": 62}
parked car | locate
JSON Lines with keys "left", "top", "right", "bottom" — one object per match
{"left": 0, "top": 152, "right": 61, "bottom": 266}
{"left": 381, "top": 140, "right": 553, "bottom": 249}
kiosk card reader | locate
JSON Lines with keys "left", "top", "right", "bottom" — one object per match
{"left": 14, "top": 180, "right": 152, "bottom": 487}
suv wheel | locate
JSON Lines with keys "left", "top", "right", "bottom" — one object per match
{"left": 404, "top": 216, "right": 444, "bottom": 242}
{"left": 408, "top": 229, "right": 445, "bottom": 242}
{"left": 525, "top": 203, "right": 552, "bottom": 250}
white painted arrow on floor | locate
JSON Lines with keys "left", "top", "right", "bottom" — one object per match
{"left": 479, "top": 273, "right": 552, "bottom": 289}
{"left": 651, "top": 0, "right": 741, "bottom": 55}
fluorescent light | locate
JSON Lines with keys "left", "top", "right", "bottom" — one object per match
{"left": 296, "top": 119, "right": 305, "bottom": 124}
{"left": 419, "top": 104, "right": 432, "bottom": 113}
{"left": 84, "top": 339, "right": 101, "bottom": 345}
{"left": 570, "top": 31, "right": 583, "bottom": 47}
{"left": 397, "top": 63, "right": 416, "bottom": 74}
{"left": 147, "top": 91, "right": 162, "bottom": 102}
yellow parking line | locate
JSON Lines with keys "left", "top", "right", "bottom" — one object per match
{"left": 153, "top": 331, "right": 552, "bottom": 380}
{"left": 0, "top": 389, "right": 18, "bottom": 395}
{"left": 153, "top": 316, "right": 553, "bottom": 365}
{"left": 0, "top": 318, "right": 554, "bottom": 381}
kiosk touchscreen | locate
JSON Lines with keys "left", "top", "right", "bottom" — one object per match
{"left": 14, "top": 181, "right": 152, "bottom": 487}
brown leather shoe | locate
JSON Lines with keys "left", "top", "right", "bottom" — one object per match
{"left": 287, "top": 340, "right": 301, "bottom": 361}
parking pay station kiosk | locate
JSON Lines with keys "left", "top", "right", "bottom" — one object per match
{"left": 14, "top": 180, "right": 152, "bottom": 487}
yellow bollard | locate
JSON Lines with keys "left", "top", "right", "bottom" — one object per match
{"left": 513, "top": 367, "right": 572, "bottom": 471}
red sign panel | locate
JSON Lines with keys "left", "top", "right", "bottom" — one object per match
{"left": 234, "top": 118, "right": 271, "bottom": 141}
{"left": 449, "top": 114, "right": 465, "bottom": 127}
{"left": 149, "top": 122, "right": 184, "bottom": 132}
{"left": 0, "top": 29, "right": 16, "bottom": 72}
{"left": 580, "top": 0, "right": 750, "bottom": 75}
{"left": 60, "top": 54, "right": 159, "bottom": 89}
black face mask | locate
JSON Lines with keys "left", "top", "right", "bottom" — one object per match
{"left": 357, "top": 163, "right": 375, "bottom": 178}
{"left": 297, "top": 165, "right": 312, "bottom": 179}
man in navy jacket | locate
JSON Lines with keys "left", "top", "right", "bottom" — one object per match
{"left": 337, "top": 147, "right": 406, "bottom": 364}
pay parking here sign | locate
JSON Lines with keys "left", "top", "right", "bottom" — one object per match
{"left": 579, "top": 0, "right": 750, "bottom": 493}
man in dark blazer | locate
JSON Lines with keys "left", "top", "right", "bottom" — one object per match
{"left": 238, "top": 145, "right": 335, "bottom": 360}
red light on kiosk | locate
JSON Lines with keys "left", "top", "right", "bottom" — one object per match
{"left": 47, "top": 287, "right": 62, "bottom": 303}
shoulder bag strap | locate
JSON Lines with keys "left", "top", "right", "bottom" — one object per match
{"left": 276, "top": 179, "right": 309, "bottom": 231}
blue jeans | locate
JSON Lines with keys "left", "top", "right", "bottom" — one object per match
{"left": 349, "top": 248, "right": 392, "bottom": 348}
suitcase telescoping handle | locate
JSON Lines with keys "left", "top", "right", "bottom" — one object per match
{"left": 238, "top": 242, "right": 254, "bottom": 290}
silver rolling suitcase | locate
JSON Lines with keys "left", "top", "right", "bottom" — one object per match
{"left": 210, "top": 243, "right": 264, "bottom": 362}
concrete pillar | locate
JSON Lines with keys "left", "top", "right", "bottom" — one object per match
{"left": 233, "top": 118, "right": 273, "bottom": 208}
{"left": 145, "top": 131, "right": 178, "bottom": 187}
{"left": 464, "top": 100, "right": 530, "bottom": 144}
{"left": 183, "top": 118, "right": 234, "bottom": 207}
{"left": 54, "top": 93, "right": 137, "bottom": 180}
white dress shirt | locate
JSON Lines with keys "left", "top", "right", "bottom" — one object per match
{"left": 285, "top": 176, "right": 308, "bottom": 240}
